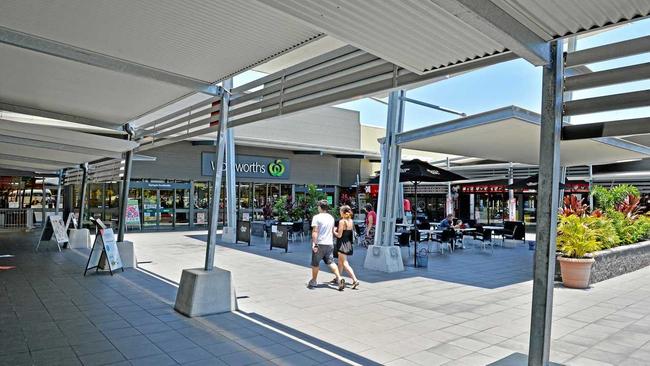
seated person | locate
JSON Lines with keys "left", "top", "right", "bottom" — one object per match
{"left": 439, "top": 214, "right": 461, "bottom": 230}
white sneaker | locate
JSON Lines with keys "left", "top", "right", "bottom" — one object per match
{"left": 307, "top": 279, "right": 317, "bottom": 289}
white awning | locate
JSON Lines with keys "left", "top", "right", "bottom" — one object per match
{"left": 0, "top": 119, "right": 138, "bottom": 173}
{"left": 395, "top": 106, "right": 650, "bottom": 167}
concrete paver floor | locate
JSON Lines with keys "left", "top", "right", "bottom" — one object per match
{"left": 2, "top": 230, "right": 650, "bottom": 365}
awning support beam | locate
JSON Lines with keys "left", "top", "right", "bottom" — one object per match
{"left": 562, "top": 117, "right": 650, "bottom": 140}
{"left": 0, "top": 26, "right": 223, "bottom": 96}
{"left": 432, "top": 0, "right": 550, "bottom": 65}
{"left": 528, "top": 40, "right": 563, "bottom": 366}
{"left": 400, "top": 97, "right": 466, "bottom": 117}
{"left": 0, "top": 101, "right": 122, "bottom": 130}
{"left": 565, "top": 35, "right": 650, "bottom": 68}
{"left": 78, "top": 163, "right": 89, "bottom": 227}
{"left": 564, "top": 89, "right": 650, "bottom": 116}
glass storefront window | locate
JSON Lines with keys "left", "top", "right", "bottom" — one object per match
{"left": 254, "top": 183, "right": 267, "bottom": 209}
{"left": 194, "top": 182, "right": 209, "bottom": 209}
{"left": 175, "top": 188, "right": 189, "bottom": 209}
{"left": 105, "top": 183, "right": 120, "bottom": 208}
{"left": 159, "top": 190, "right": 173, "bottom": 227}
{"left": 238, "top": 183, "right": 251, "bottom": 209}
{"left": 281, "top": 184, "right": 292, "bottom": 198}
{"left": 269, "top": 184, "right": 280, "bottom": 203}
{"left": 143, "top": 189, "right": 157, "bottom": 227}
{"left": 88, "top": 184, "right": 103, "bottom": 208}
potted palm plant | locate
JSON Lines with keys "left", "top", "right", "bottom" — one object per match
{"left": 556, "top": 215, "right": 600, "bottom": 288}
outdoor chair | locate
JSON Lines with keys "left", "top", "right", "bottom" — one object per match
{"left": 290, "top": 221, "right": 304, "bottom": 242}
{"left": 502, "top": 221, "right": 525, "bottom": 246}
{"left": 472, "top": 224, "right": 494, "bottom": 252}
{"left": 438, "top": 228, "right": 455, "bottom": 254}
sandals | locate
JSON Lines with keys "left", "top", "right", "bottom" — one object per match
{"left": 338, "top": 278, "right": 346, "bottom": 291}
{"left": 351, "top": 281, "right": 360, "bottom": 290}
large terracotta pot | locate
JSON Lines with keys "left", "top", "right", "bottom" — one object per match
{"left": 558, "top": 256, "right": 595, "bottom": 289}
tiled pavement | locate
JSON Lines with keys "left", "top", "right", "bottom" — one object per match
{"left": 3, "top": 230, "right": 650, "bottom": 365}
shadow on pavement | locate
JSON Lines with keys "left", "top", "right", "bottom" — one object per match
{"left": 187, "top": 233, "right": 534, "bottom": 289}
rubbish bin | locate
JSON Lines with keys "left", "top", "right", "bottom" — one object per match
{"left": 415, "top": 248, "right": 428, "bottom": 268}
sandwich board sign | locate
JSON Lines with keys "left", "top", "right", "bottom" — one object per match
{"left": 84, "top": 225, "right": 124, "bottom": 276}
{"left": 35, "top": 215, "right": 69, "bottom": 252}
{"left": 65, "top": 213, "right": 78, "bottom": 231}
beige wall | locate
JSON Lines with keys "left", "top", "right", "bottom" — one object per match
{"left": 234, "top": 106, "right": 361, "bottom": 150}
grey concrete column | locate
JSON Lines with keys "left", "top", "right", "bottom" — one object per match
{"left": 205, "top": 80, "right": 231, "bottom": 270}
{"left": 40, "top": 177, "right": 46, "bottom": 226}
{"left": 528, "top": 40, "right": 563, "bottom": 366}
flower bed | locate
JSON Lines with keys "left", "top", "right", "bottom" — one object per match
{"left": 589, "top": 240, "right": 650, "bottom": 284}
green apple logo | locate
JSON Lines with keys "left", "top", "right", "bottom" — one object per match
{"left": 268, "top": 160, "right": 285, "bottom": 177}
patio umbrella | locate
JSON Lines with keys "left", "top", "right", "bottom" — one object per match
{"left": 506, "top": 174, "right": 565, "bottom": 190}
{"left": 367, "top": 159, "right": 466, "bottom": 267}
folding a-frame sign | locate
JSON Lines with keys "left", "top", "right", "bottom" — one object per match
{"left": 84, "top": 219, "right": 124, "bottom": 276}
{"left": 35, "top": 214, "right": 69, "bottom": 252}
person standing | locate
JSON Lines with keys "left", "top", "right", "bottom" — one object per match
{"left": 333, "top": 205, "right": 360, "bottom": 289}
{"left": 362, "top": 203, "right": 376, "bottom": 247}
{"left": 308, "top": 200, "right": 345, "bottom": 291}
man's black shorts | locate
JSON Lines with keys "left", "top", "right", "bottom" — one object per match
{"left": 311, "top": 244, "right": 334, "bottom": 267}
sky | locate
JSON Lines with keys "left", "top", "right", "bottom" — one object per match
{"left": 331, "top": 17, "right": 650, "bottom": 131}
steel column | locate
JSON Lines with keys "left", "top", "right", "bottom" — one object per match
{"left": 78, "top": 163, "right": 89, "bottom": 226}
{"left": 40, "top": 177, "right": 46, "bottom": 226}
{"left": 589, "top": 165, "right": 594, "bottom": 211}
{"left": 375, "top": 90, "right": 404, "bottom": 247}
{"left": 55, "top": 169, "right": 63, "bottom": 215}
{"left": 508, "top": 162, "right": 515, "bottom": 221}
{"left": 224, "top": 86, "right": 237, "bottom": 242}
{"left": 204, "top": 83, "right": 229, "bottom": 271}
{"left": 117, "top": 126, "right": 134, "bottom": 242}
{"left": 528, "top": 40, "right": 564, "bottom": 366}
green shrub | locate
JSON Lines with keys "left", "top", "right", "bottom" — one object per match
{"left": 592, "top": 184, "right": 639, "bottom": 211}
{"left": 585, "top": 215, "right": 620, "bottom": 249}
{"left": 557, "top": 215, "right": 601, "bottom": 258}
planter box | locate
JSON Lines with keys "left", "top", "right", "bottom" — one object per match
{"left": 589, "top": 240, "right": 650, "bottom": 284}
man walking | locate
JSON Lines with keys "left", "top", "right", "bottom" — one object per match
{"left": 308, "top": 200, "right": 345, "bottom": 291}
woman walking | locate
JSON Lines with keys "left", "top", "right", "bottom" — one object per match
{"left": 362, "top": 203, "right": 376, "bottom": 248}
{"left": 333, "top": 205, "right": 360, "bottom": 289}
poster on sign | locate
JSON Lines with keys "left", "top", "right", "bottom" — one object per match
{"left": 84, "top": 225, "right": 124, "bottom": 276}
{"left": 126, "top": 199, "right": 141, "bottom": 228}
{"left": 35, "top": 215, "right": 69, "bottom": 252}
{"left": 196, "top": 212, "right": 206, "bottom": 225}
{"left": 65, "top": 213, "right": 78, "bottom": 231}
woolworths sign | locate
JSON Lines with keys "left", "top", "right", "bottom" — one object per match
{"left": 201, "top": 153, "right": 290, "bottom": 180}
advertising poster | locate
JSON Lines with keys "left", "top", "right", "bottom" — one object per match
{"left": 126, "top": 199, "right": 141, "bottom": 226}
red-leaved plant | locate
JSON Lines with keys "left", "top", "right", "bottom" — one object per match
{"left": 559, "top": 196, "right": 603, "bottom": 218}
{"left": 616, "top": 194, "right": 641, "bottom": 219}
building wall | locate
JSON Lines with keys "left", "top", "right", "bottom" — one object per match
{"left": 132, "top": 141, "right": 342, "bottom": 185}
{"left": 234, "top": 106, "right": 361, "bottom": 150}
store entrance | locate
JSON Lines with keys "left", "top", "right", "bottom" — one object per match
{"left": 134, "top": 181, "right": 193, "bottom": 231}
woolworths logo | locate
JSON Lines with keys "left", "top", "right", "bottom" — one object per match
{"left": 268, "top": 160, "right": 286, "bottom": 177}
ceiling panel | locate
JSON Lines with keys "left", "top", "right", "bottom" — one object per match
{"left": 0, "top": 0, "right": 322, "bottom": 81}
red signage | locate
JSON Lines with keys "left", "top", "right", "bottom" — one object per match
{"left": 461, "top": 185, "right": 506, "bottom": 193}
{"left": 364, "top": 184, "right": 379, "bottom": 197}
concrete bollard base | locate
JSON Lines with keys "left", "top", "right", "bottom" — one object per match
{"left": 174, "top": 268, "right": 237, "bottom": 317}
{"left": 363, "top": 245, "right": 404, "bottom": 273}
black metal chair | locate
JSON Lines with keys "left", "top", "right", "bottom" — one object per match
{"left": 472, "top": 224, "right": 494, "bottom": 252}
{"left": 502, "top": 221, "right": 525, "bottom": 246}
{"left": 438, "top": 228, "right": 456, "bottom": 254}
{"left": 290, "top": 221, "right": 304, "bottom": 242}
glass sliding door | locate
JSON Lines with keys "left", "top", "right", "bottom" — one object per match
{"left": 159, "top": 189, "right": 174, "bottom": 228}
{"left": 143, "top": 189, "right": 158, "bottom": 228}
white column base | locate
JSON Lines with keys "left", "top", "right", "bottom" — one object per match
{"left": 363, "top": 245, "right": 404, "bottom": 273}
{"left": 221, "top": 226, "right": 237, "bottom": 243}
{"left": 117, "top": 241, "right": 136, "bottom": 268}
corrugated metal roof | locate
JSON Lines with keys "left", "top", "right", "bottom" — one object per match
{"left": 260, "top": 0, "right": 507, "bottom": 74}
{"left": 261, "top": 0, "right": 650, "bottom": 74}
{"left": 0, "top": 0, "right": 322, "bottom": 82}
{"left": 496, "top": 0, "right": 650, "bottom": 39}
